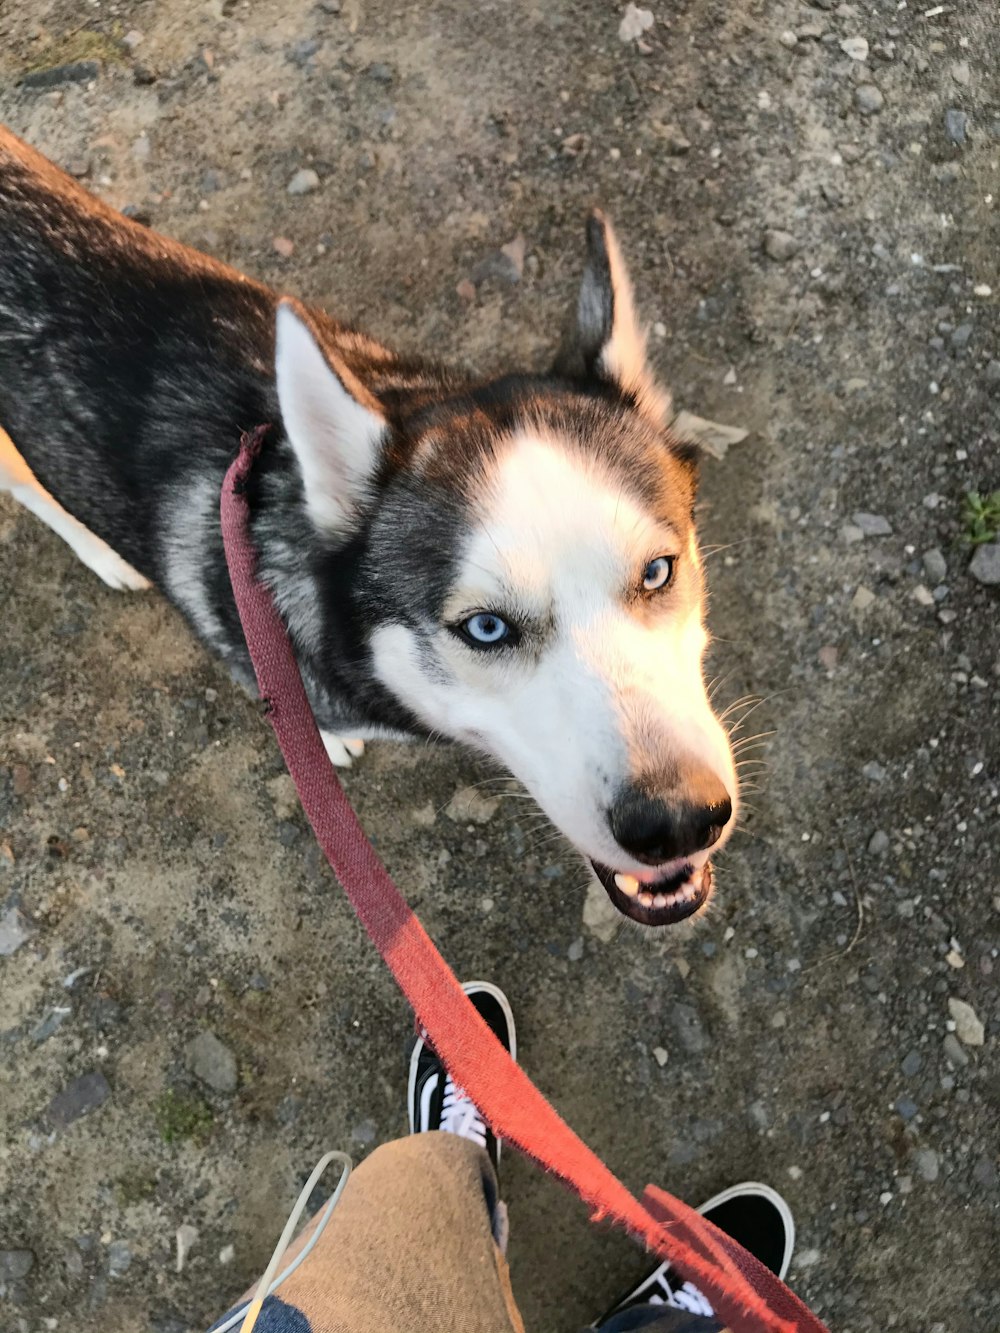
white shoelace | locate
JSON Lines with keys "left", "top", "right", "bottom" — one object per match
{"left": 669, "top": 1280, "right": 715, "bottom": 1318}
{"left": 440, "top": 1076, "right": 488, "bottom": 1148}
{"left": 638, "top": 1270, "right": 715, "bottom": 1319}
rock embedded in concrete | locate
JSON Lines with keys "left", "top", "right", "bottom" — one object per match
{"left": 851, "top": 511, "right": 893, "bottom": 537}
{"left": 287, "top": 167, "right": 320, "bottom": 195}
{"left": 185, "top": 1031, "right": 238, "bottom": 1093}
{"left": 0, "top": 1249, "right": 35, "bottom": 1280}
{"left": 948, "top": 997, "right": 984, "bottom": 1046}
{"left": 764, "top": 229, "right": 799, "bottom": 261}
{"left": 969, "top": 544, "right": 1000, "bottom": 586}
{"left": 47, "top": 1072, "right": 111, "bottom": 1128}
{"left": 0, "top": 906, "right": 32, "bottom": 956}
{"left": 856, "top": 85, "right": 884, "bottom": 114}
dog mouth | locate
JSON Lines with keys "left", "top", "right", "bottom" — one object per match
{"left": 590, "top": 859, "right": 714, "bottom": 926}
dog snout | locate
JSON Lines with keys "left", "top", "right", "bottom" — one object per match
{"left": 608, "top": 774, "right": 732, "bottom": 865}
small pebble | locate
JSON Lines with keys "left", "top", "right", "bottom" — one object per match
{"left": 868, "top": 830, "right": 889, "bottom": 855}
{"left": 46, "top": 1072, "right": 111, "bottom": 1128}
{"left": 272, "top": 236, "right": 295, "bottom": 258}
{"left": 175, "top": 1224, "right": 199, "bottom": 1274}
{"left": 671, "top": 1003, "right": 709, "bottom": 1055}
{"left": 856, "top": 85, "right": 884, "bottom": 115}
{"left": 943, "top": 1032, "right": 969, "bottom": 1067}
{"left": 948, "top": 997, "right": 985, "bottom": 1045}
{"left": 839, "top": 37, "right": 869, "bottom": 61}
{"left": 851, "top": 511, "right": 892, "bottom": 537}
{"left": 914, "top": 1148, "right": 939, "bottom": 1183}
{"left": 652, "top": 123, "right": 691, "bottom": 155}
{"left": 969, "top": 544, "right": 1000, "bottom": 586}
{"left": 764, "top": 229, "right": 799, "bottom": 261}
{"left": 0, "top": 1250, "right": 35, "bottom": 1280}
{"left": 287, "top": 168, "right": 320, "bottom": 196}
{"left": 900, "top": 1049, "right": 922, "bottom": 1078}
{"left": 951, "top": 322, "right": 974, "bottom": 349}
{"left": 185, "top": 1031, "right": 238, "bottom": 1093}
{"left": 944, "top": 108, "right": 968, "bottom": 145}
{"left": 107, "top": 1240, "right": 132, "bottom": 1278}
{"left": 922, "top": 548, "right": 947, "bottom": 583}
{"left": 618, "top": 3, "right": 654, "bottom": 43}
{"left": 0, "top": 905, "right": 32, "bottom": 956}
{"left": 652, "top": 1046, "right": 669, "bottom": 1067}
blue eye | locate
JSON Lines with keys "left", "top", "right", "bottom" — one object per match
{"left": 458, "top": 612, "right": 515, "bottom": 648}
{"left": 643, "top": 556, "right": 675, "bottom": 592}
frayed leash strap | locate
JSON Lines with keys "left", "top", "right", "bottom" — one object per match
{"left": 221, "top": 427, "right": 828, "bottom": 1333}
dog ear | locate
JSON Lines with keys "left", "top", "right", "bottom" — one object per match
{"left": 554, "top": 209, "right": 670, "bottom": 428}
{"left": 275, "top": 298, "right": 388, "bottom": 533}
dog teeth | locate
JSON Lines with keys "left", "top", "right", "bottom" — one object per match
{"left": 613, "top": 864, "right": 712, "bottom": 914}
{"left": 614, "top": 873, "right": 641, "bottom": 898}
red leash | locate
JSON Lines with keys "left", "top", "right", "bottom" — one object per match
{"left": 221, "top": 426, "right": 828, "bottom": 1333}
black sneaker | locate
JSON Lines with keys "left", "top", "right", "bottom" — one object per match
{"left": 407, "top": 981, "right": 516, "bottom": 1174}
{"left": 594, "top": 1182, "right": 795, "bottom": 1326}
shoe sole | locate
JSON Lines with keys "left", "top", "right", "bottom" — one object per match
{"left": 696, "top": 1180, "right": 796, "bottom": 1281}
{"left": 407, "top": 980, "right": 518, "bottom": 1157}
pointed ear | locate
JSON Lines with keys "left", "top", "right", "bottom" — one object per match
{"left": 555, "top": 209, "right": 671, "bottom": 428}
{"left": 275, "top": 298, "right": 388, "bottom": 533}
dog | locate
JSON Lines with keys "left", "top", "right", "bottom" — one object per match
{"left": 0, "top": 124, "right": 738, "bottom": 929}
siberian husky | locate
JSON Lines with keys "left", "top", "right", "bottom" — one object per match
{"left": 0, "top": 125, "right": 738, "bottom": 928}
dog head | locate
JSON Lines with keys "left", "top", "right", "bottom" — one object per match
{"left": 272, "top": 212, "right": 736, "bottom": 927}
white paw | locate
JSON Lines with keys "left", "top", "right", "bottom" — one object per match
{"left": 320, "top": 733, "right": 366, "bottom": 767}
{"left": 84, "top": 544, "right": 151, "bottom": 591}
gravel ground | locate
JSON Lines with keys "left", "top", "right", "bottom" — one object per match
{"left": 1, "top": 2, "right": 998, "bottom": 1331}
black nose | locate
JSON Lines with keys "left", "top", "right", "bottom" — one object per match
{"left": 608, "top": 777, "right": 732, "bottom": 865}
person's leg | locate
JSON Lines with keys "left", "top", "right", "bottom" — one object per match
{"left": 275, "top": 1131, "right": 522, "bottom": 1333}
{"left": 210, "top": 983, "right": 521, "bottom": 1333}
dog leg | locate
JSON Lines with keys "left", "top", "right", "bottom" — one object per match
{"left": 320, "top": 732, "right": 366, "bottom": 768}
{"left": 0, "top": 425, "right": 151, "bottom": 591}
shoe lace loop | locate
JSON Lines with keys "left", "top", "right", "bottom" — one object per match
{"left": 440, "top": 1077, "right": 488, "bottom": 1148}
{"left": 670, "top": 1281, "right": 716, "bottom": 1318}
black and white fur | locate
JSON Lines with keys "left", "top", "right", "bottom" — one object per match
{"left": 0, "top": 125, "right": 737, "bottom": 929}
